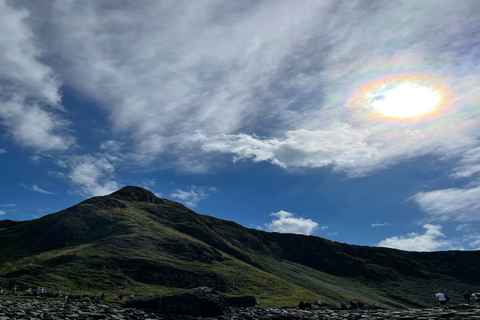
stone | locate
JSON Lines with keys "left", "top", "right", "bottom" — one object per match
{"left": 226, "top": 296, "right": 256, "bottom": 308}
{"left": 123, "top": 287, "right": 229, "bottom": 318}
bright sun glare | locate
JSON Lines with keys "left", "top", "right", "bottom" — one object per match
{"left": 371, "top": 84, "right": 441, "bottom": 119}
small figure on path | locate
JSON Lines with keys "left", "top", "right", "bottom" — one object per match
{"left": 340, "top": 301, "right": 347, "bottom": 310}
{"left": 435, "top": 292, "right": 448, "bottom": 309}
{"left": 115, "top": 294, "right": 124, "bottom": 301}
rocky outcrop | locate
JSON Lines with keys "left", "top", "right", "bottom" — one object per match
{"left": 226, "top": 296, "right": 256, "bottom": 308}
{"left": 123, "top": 287, "right": 229, "bottom": 317}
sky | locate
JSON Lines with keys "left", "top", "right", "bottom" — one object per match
{"left": 1, "top": 0, "right": 480, "bottom": 252}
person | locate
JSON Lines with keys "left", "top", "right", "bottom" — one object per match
{"left": 472, "top": 293, "right": 480, "bottom": 304}
{"left": 435, "top": 292, "right": 448, "bottom": 309}
{"left": 464, "top": 291, "right": 471, "bottom": 304}
{"left": 340, "top": 301, "right": 347, "bottom": 310}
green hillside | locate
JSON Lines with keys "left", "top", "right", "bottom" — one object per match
{"left": 0, "top": 186, "right": 478, "bottom": 308}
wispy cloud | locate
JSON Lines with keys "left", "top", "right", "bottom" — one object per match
{"left": 21, "top": 183, "right": 56, "bottom": 194}
{"left": 0, "top": 210, "right": 6, "bottom": 216}
{"left": 170, "top": 186, "right": 216, "bottom": 207}
{"left": 31, "top": 184, "right": 56, "bottom": 194}
{"left": 0, "top": 149, "right": 6, "bottom": 154}
{"left": 0, "top": 0, "right": 74, "bottom": 152}
{"left": 412, "top": 186, "right": 480, "bottom": 222}
{"left": 0, "top": 204, "right": 15, "bottom": 207}
{"left": 372, "top": 222, "right": 390, "bottom": 227}
{"left": 266, "top": 210, "right": 318, "bottom": 235}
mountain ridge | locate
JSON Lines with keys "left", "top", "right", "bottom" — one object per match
{"left": 0, "top": 186, "right": 478, "bottom": 308}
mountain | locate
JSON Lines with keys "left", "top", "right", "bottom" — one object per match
{"left": 0, "top": 186, "right": 478, "bottom": 308}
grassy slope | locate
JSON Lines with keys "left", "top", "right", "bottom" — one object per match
{"left": 1, "top": 188, "right": 479, "bottom": 308}
{"left": 0, "top": 202, "right": 326, "bottom": 307}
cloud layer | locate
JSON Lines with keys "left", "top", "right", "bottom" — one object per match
{"left": 2, "top": 0, "right": 480, "bottom": 237}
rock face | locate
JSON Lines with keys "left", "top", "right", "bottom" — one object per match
{"left": 226, "top": 295, "right": 256, "bottom": 308}
{"left": 123, "top": 287, "right": 229, "bottom": 317}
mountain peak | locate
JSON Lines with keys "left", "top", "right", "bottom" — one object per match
{"left": 109, "top": 186, "right": 167, "bottom": 204}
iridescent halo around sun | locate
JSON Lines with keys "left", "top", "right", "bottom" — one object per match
{"left": 347, "top": 74, "right": 452, "bottom": 121}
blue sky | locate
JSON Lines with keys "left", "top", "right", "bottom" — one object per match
{"left": 1, "top": 0, "right": 480, "bottom": 251}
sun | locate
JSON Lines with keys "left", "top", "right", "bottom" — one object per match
{"left": 370, "top": 84, "right": 441, "bottom": 119}
{"left": 347, "top": 74, "right": 452, "bottom": 121}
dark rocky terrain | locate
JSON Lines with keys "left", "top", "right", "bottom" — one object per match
{"left": 1, "top": 297, "right": 480, "bottom": 320}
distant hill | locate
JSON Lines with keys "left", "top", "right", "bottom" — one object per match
{"left": 0, "top": 186, "right": 478, "bottom": 308}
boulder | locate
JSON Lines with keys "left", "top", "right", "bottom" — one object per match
{"left": 226, "top": 295, "right": 256, "bottom": 308}
{"left": 123, "top": 287, "right": 229, "bottom": 317}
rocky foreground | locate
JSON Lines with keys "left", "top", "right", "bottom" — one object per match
{"left": 1, "top": 299, "right": 480, "bottom": 320}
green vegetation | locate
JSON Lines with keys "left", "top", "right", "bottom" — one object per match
{"left": 0, "top": 186, "right": 479, "bottom": 308}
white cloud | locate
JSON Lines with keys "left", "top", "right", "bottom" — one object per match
{"left": 1, "top": 204, "right": 15, "bottom": 207}
{"left": 60, "top": 155, "right": 120, "bottom": 197}
{"left": 451, "top": 147, "right": 480, "bottom": 178}
{"left": 170, "top": 186, "right": 216, "bottom": 207}
{"left": 320, "top": 225, "right": 329, "bottom": 231}
{"left": 378, "top": 224, "right": 455, "bottom": 252}
{"left": 372, "top": 222, "right": 390, "bottom": 227}
{"left": 0, "top": 0, "right": 74, "bottom": 151}
{"left": 266, "top": 210, "right": 318, "bottom": 235}
{"left": 0, "top": 210, "right": 5, "bottom": 216}
{"left": 194, "top": 124, "right": 379, "bottom": 176}
{"left": 31, "top": 184, "right": 56, "bottom": 194}
{"left": 0, "top": 149, "right": 6, "bottom": 154}
{"left": 9, "top": 0, "right": 480, "bottom": 180}
{"left": 413, "top": 186, "right": 480, "bottom": 222}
